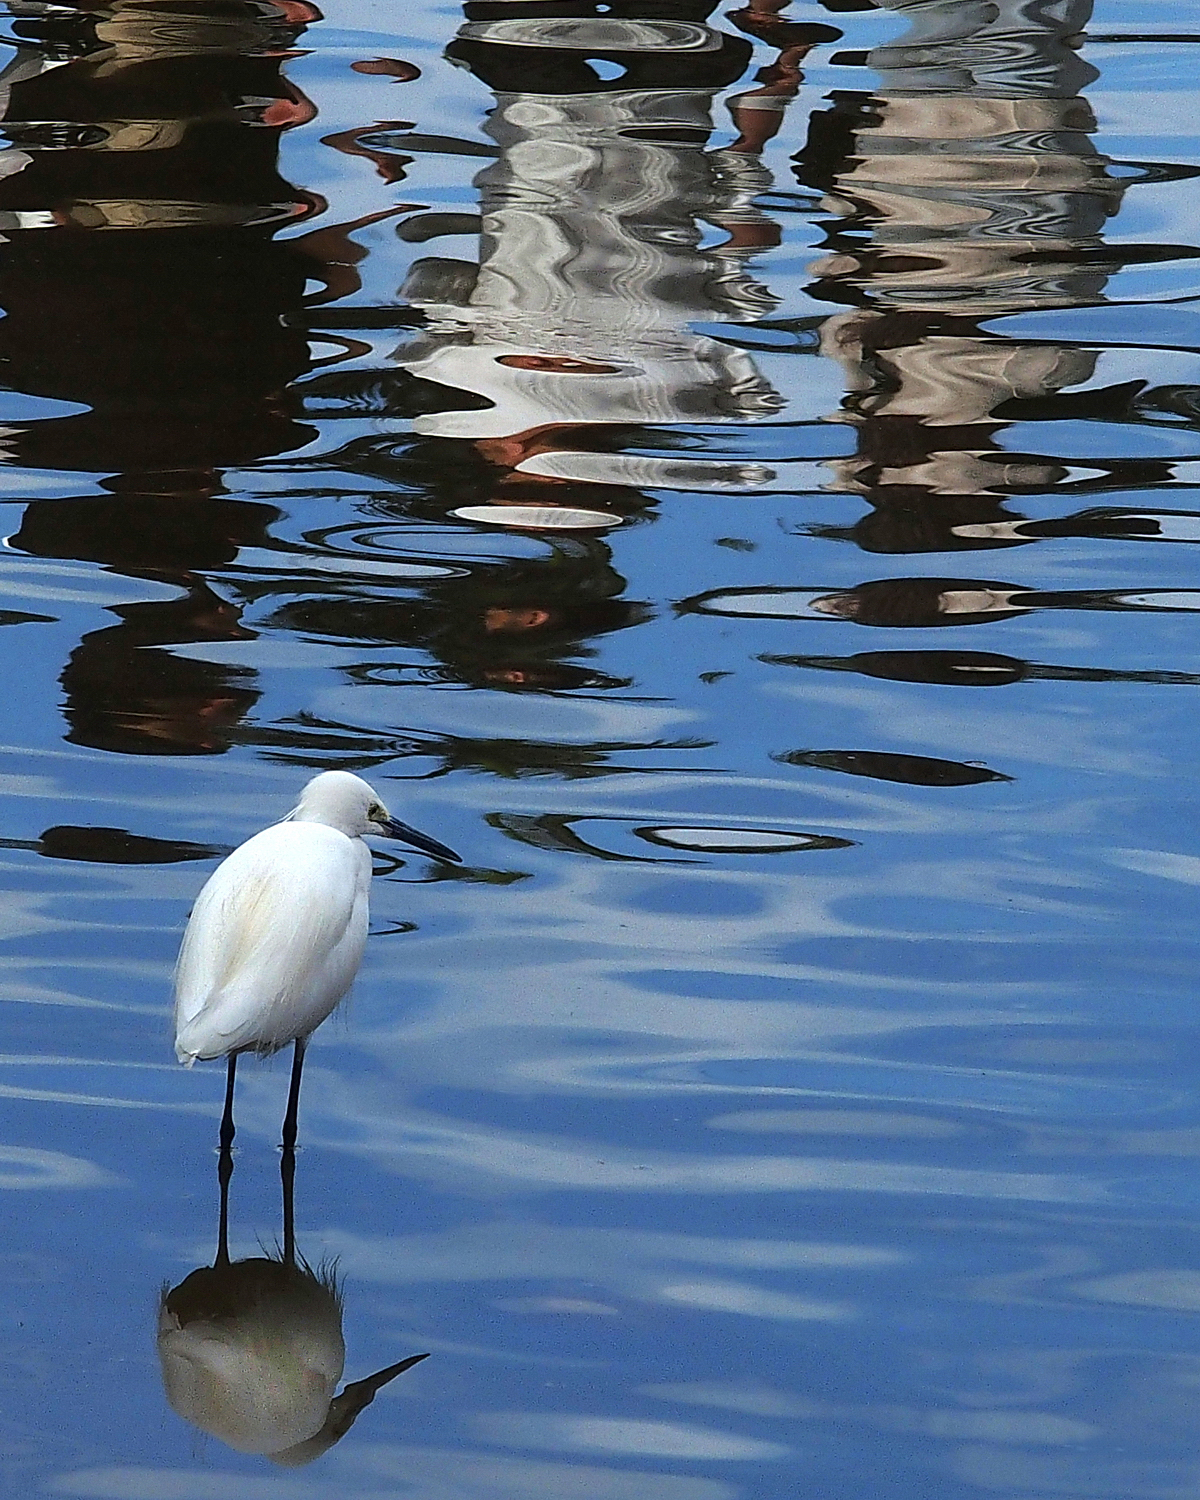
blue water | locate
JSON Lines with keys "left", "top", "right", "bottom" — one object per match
{"left": 0, "top": 0, "right": 1199, "bottom": 1495}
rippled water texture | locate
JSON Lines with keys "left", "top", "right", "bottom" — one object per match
{"left": 0, "top": 0, "right": 1199, "bottom": 1494}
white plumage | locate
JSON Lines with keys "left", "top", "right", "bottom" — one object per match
{"left": 175, "top": 819, "right": 371, "bottom": 1063}
{"left": 173, "top": 770, "right": 460, "bottom": 1144}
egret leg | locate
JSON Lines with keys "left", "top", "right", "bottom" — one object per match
{"left": 216, "top": 1054, "right": 237, "bottom": 1268}
{"left": 219, "top": 1052, "right": 237, "bottom": 1152}
{"left": 282, "top": 1035, "right": 307, "bottom": 1152}
{"left": 281, "top": 1037, "right": 307, "bottom": 1267}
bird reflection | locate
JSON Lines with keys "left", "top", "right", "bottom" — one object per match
{"left": 159, "top": 1119, "right": 427, "bottom": 1463}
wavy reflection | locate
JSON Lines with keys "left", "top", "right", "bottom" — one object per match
{"left": 686, "top": 577, "right": 1200, "bottom": 626}
{"left": 765, "top": 649, "right": 1200, "bottom": 688}
{"left": 0, "top": 825, "right": 224, "bottom": 862}
{"left": 0, "top": 0, "right": 327, "bottom": 754}
{"left": 12, "top": 487, "right": 276, "bottom": 753}
{"left": 491, "top": 811, "right": 855, "bottom": 860}
{"left": 792, "top": 0, "right": 1200, "bottom": 555}
{"left": 262, "top": 536, "right": 649, "bottom": 695}
{"left": 386, "top": 0, "right": 841, "bottom": 517}
{"left": 253, "top": 713, "right": 711, "bottom": 780}
{"left": 778, "top": 749, "right": 1011, "bottom": 786}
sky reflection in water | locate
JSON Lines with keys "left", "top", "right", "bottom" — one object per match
{"left": 0, "top": 0, "right": 1198, "bottom": 1495}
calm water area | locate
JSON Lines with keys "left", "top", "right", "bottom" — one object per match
{"left": 0, "top": 0, "right": 1199, "bottom": 1494}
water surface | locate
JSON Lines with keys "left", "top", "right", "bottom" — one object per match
{"left": 0, "top": 0, "right": 1199, "bottom": 1495}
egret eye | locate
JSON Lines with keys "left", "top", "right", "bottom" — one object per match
{"left": 368, "top": 803, "right": 387, "bottom": 821}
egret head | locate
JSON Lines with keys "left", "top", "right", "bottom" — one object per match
{"left": 292, "top": 771, "right": 461, "bottom": 863}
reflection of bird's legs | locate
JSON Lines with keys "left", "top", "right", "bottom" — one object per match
{"left": 281, "top": 1035, "right": 308, "bottom": 1266}
{"left": 216, "top": 1053, "right": 237, "bottom": 1267}
{"left": 281, "top": 1142, "right": 297, "bottom": 1267}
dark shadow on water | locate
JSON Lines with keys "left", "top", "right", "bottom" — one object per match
{"left": 777, "top": 749, "right": 1012, "bottom": 786}
{"left": 763, "top": 650, "right": 1200, "bottom": 688}
{"left": 0, "top": 826, "right": 227, "bottom": 863}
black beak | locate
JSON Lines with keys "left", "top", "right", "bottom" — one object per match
{"left": 378, "top": 817, "right": 461, "bottom": 864}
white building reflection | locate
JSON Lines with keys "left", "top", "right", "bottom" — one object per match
{"left": 393, "top": 2, "right": 837, "bottom": 510}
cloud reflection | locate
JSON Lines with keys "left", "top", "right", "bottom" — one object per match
{"left": 0, "top": 1144, "right": 115, "bottom": 1189}
{"left": 51, "top": 1451, "right": 739, "bottom": 1500}
{"left": 473, "top": 1414, "right": 788, "bottom": 1461}
{"left": 645, "top": 1381, "right": 1097, "bottom": 1445}
{"left": 657, "top": 1279, "right": 851, "bottom": 1321}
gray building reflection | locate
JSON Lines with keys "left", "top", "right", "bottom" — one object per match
{"left": 388, "top": 0, "right": 838, "bottom": 512}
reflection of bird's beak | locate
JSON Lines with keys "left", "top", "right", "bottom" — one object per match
{"left": 378, "top": 817, "right": 461, "bottom": 864}
{"left": 270, "top": 1353, "right": 430, "bottom": 1468}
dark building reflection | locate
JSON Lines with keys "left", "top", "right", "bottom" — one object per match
{"left": 0, "top": 0, "right": 323, "bottom": 472}
{"left": 13, "top": 482, "right": 279, "bottom": 753}
{"left": 58, "top": 576, "right": 261, "bottom": 755}
{"left": 795, "top": 0, "right": 1164, "bottom": 555}
{"left": 264, "top": 537, "right": 648, "bottom": 693}
{"left": 0, "top": 0, "right": 334, "bottom": 753}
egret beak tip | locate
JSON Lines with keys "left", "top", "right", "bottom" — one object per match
{"left": 379, "top": 817, "right": 461, "bottom": 864}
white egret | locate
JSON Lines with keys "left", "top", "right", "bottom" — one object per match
{"left": 174, "top": 770, "right": 460, "bottom": 1156}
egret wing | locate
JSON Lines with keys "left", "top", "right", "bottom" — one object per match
{"left": 174, "top": 823, "right": 369, "bottom": 1060}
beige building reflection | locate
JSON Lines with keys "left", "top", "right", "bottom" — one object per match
{"left": 798, "top": 0, "right": 1132, "bottom": 551}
